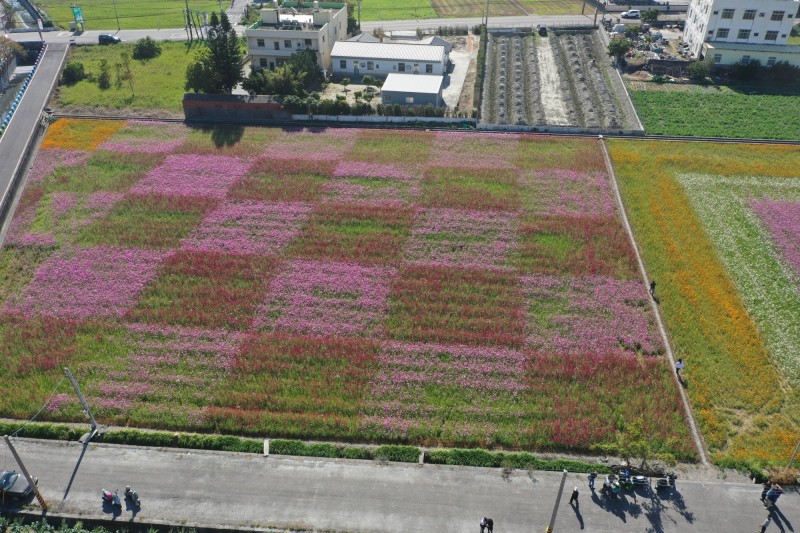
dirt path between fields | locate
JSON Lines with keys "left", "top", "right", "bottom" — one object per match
{"left": 536, "top": 38, "right": 570, "bottom": 126}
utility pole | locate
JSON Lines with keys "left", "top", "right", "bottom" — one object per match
{"left": 357, "top": 0, "right": 361, "bottom": 30}
{"left": 112, "top": 0, "right": 120, "bottom": 30}
{"left": 185, "top": 0, "right": 194, "bottom": 42}
{"left": 545, "top": 470, "right": 569, "bottom": 533}
{"left": 788, "top": 440, "right": 800, "bottom": 468}
{"left": 483, "top": 0, "right": 489, "bottom": 27}
{"left": 4, "top": 436, "right": 47, "bottom": 510}
{"left": 582, "top": 0, "right": 587, "bottom": 15}
{"left": 64, "top": 367, "right": 98, "bottom": 442}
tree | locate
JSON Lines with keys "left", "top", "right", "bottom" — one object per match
{"left": 61, "top": 62, "right": 86, "bottom": 85}
{"left": 267, "top": 64, "right": 307, "bottom": 96}
{"left": 2, "top": 3, "right": 15, "bottom": 29}
{"left": 98, "top": 59, "right": 111, "bottom": 90}
{"left": 607, "top": 38, "right": 632, "bottom": 66}
{"left": 341, "top": 77, "right": 350, "bottom": 93}
{"left": 132, "top": 37, "right": 162, "bottom": 61}
{"left": 184, "top": 12, "right": 243, "bottom": 94}
{"left": 731, "top": 58, "right": 761, "bottom": 81}
{"left": 686, "top": 60, "right": 711, "bottom": 83}
{"left": 0, "top": 36, "right": 23, "bottom": 66}
{"left": 185, "top": 49, "right": 215, "bottom": 93}
{"left": 115, "top": 51, "right": 135, "bottom": 97}
{"left": 346, "top": 2, "right": 359, "bottom": 35}
{"left": 287, "top": 49, "right": 319, "bottom": 84}
{"left": 642, "top": 8, "right": 659, "bottom": 23}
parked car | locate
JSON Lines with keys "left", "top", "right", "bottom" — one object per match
{"left": 98, "top": 34, "right": 121, "bottom": 44}
{"left": 0, "top": 471, "right": 37, "bottom": 501}
{"left": 621, "top": 9, "right": 641, "bottom": 19}
{"left": 537, "top": 24, "right": 548, "bottom": 36}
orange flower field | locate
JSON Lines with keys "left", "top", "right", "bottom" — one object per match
{"left": 610, "top": 140, "right": 800, "bottom": 466}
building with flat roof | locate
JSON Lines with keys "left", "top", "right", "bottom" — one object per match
{"left": 684, "top": 0, "right": 799, "bottom": 61}
{"left": 245, "top": 1, "right": 347, "bottom": 72}
{"left": 380, "top": 73, "right": 443, "bottom": 106}
{"left": 331, "top": 41, "right": 447, "bottom": 78}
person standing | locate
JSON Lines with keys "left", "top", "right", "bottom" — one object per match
{"left": 676, "top": 359, "right": 684, "bottom": 378}
{"left": 650, "top": 280, "right": 657, "bottom": 298}
{"left": 480, "top": 517, "right": 488, "bottom": 533}
{"left": 588, "top": 472, "right": 597, "bottom": 491}
{"left": 760, "top": 514, "right": 772, "bottom": 532}
{"left": 487, "top": 518, "right": 494, "bottom": 533}
{"left": 569, "top": 487, "right": 579, "bottom": 506}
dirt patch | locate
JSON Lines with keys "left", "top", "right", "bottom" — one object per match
{"left": 479, "top": 30, "right": 641, "bottom": 129}
{"left": 50, "top": 104, "right": 184, "bottom": 119}
{"left": 455, "top": 34, "right": 480, "bottom": 114}
{"left": 432, "top": 0, "right": 524, "bottom": 17}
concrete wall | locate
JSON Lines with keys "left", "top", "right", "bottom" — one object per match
{"left": 704, "top": 45, "right": 800, "bottom": 66}
{"left": 1, "top": 56, "right": 17, "bottom": 92}
{"left": 183, "top": 94, "right": 291, "bottom": 123}
{"left": 331, "top": 57, "right": 444, "bottom": 78}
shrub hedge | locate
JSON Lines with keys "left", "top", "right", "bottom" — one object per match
{"left": 0, "top": 421, "right": 84, "bottom": 441}
{"left": 426, "top": 448, "right": 611, "bottom": 474}
{"left": 375, "top": 445, "right": 420, "bottom": 463}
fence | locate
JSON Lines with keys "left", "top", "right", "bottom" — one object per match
{"left": 292, "top": 114, "right": 476, "bottom": 126}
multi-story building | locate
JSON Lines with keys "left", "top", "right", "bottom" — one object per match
{"left": 245, "top": 0, "right": 347, "bottom": 72}
{"left": 684, "top": 0, "right": 800, "bottom": 65}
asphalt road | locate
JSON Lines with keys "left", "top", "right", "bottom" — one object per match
{"left": 0, "top": 42, "right": 67, "bottom": 224}
{"left": 2, "top": 438, "right": 794, "bottom": 532}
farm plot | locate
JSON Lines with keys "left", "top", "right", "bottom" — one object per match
{"left": 612, "top": 140, "right": 800, "bottom": 465}
{"left": 481, "top": 31, "right": 640, "bottom": 130}
{"left": 0, "top": 120, "right": 693, "bottom": 457}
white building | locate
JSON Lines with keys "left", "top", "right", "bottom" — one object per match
{"left": 245, "top": 1, "right": 347, "bottom": 72}
{"left": 331, "top": 41, "right": 447, "bottom": 78}
{"left": 684, "top": 0, "right": 799, "bottom": 62}
{"left": 381, "top": 73, "right": 443, "bottom": 106}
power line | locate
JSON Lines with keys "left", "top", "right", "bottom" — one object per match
{"left": 11, "top": 376, "right": 66, "bottom": 437}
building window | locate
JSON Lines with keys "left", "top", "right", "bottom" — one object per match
{"left": 398, "top": 62, "right": 405, "bottom": 72}
{"left": 274, "top": 41, "right": 280, "bottom": 50}
{"left": 425, "top": 64, "right": 432, "bottom": 73}
{"left": 340, "top": 60, "right": 347, "bottom": 69}
{"left": 741, "top": 55, "right": 750, "bottom": 64}
{"left": 713, "top": 54, "right": 722, "bottom": 63}
{"left": 259, "top": 58, "right": 268, "bottom": 67}
{"left": 384, "top": 95, "right": 392, "bottom": 102}
{"left": 767, "top": 57, "right": 777, "bottom": 66}
{"left": 771, "top": 11, "right": 785, "bottom": 21}
{"left": 367, "top": 61, "right": 374, "bottom": 70}
{"left": 305, "top": 39, "right": 312, "bottom": 47}
{"left": 721, "top": 9, "right": 734, "bottom": 19}
{"left": 737, "top": 29, "right": 750, "bottom": 39}
{"left": 754, "top": 33, "right": 759, "bottom": 37}
{"left": 284, "top": 39, "right": 291, "bottom": 48}
{"left": 405, "top": 96, "right": 414, "bottom": 104}
{"left": 257, "top": 38, "right": 265, "bottom": 47}
{"left": 765, "top": 31, "right": 778, "bottom": 41}
{"left": 743, "top": 9, "right": 756, "bottom": 20}
{"left": 716, "top": 28, "right": 729, "bottom": 38}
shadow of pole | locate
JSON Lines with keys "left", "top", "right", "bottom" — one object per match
{"left": 61, "top": 442, "right": 90, "bottom": 502}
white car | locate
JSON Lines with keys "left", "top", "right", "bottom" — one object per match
{"left": 621, "top": 9, "right": 641, "bottom": 18}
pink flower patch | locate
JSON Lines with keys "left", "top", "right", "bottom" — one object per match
{"left": 26, "top": 148, "right": 91, "bottom": 185}
{"left": 181, "top": 200, "right": 311, "bottom": 256}
{"left": 429, "top": 131, "right": 521, "bottom": 169}
{"left": 334, "top": 161, "right": 416, "bottom": 180}
{"left": 131, "top": 154, "right": 251, "bottom": 198}
{"left": 404, "top": 208, "right": 516, "bottom": 270}
{"left": 253, "top": 259, "right": 396, "bottom": 337}
{"left": 522, "top": 170, "right": 615, "bottom": 219}
{"left": 7, "top": 246, "right": 166, "bottom": 319}
{"left": 750, "top": 199, "right": 800, "bottom": 281}
{"left": 265, "top": 128, "right": 359, "bottom": 161}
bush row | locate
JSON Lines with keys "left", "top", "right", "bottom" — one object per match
{"left": 426, "top": 448, "right": 611, "bottom": 474}
{"left": 474, "top": 25, "right": 488, "bottom": 119}
{"left": 5, "top": 423, "right": 611, "bottom": 473}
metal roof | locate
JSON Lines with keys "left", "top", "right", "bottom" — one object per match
{"left": 331, "top": 42, "right": 446, "bottom": 62}
{"left": 388, "top": 36, "right": 453, "bottom": 54}
{"left": 705, "top": 41, "right": 800, "bottom": 53}
{"left": 381, "top": 73, "right": 443, "bottom": 94}
{"left": 347, "top": 33, "right": 381, "bottom": 43}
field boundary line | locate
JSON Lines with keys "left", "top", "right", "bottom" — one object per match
{"left": 599, "top": 137, "right": 710, "bottom": 466}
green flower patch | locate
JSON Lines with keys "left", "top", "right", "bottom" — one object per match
{"left": 46, "top": 151, "right": 165, "bottom": 193}
{"left": 421, "top": 167, "right": 521, "bottom": 211}
{"left": 345, "top": 130, "right": 434, "bottom": 165}
{"left": 228, "top": 157, "right": 334, "bottom": 202}
{"left": 77, "top": 194, "right": 216, "bottom": 249}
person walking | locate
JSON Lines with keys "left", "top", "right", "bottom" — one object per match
{"left": 765, "top": 484, "right": 783, "bottom": 508}
{"left": 760, "top": 481, "right": 772, "bottom": 502}
{"left": 480, "top": 517, "right": 488, "bottom": 533}
{"left": 588, "top": 472, "right": 597, "bottom": 491}
{"left": 676, "top": 359, "right": 684, "bottom": 378}
{"left": 569, "top": 487, "right": 579, "bottom": 506}
{"left": 760, "top": 514, "right": 772, "bottom": 532}
{"left": 487, "top": 518, "right": 494, "bottom": 533}
{"left": 650, "top": 280, "right": 657, "bottom": 298}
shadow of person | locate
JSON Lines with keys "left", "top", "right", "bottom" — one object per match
{"left": 771, "top": 507, "right": 793, "bottom": 533}
{"left": 571, "top": 501, "right": 585, "bottom": 529}
{"left": 125, "top": 498, "right": 140, "bottom": 521}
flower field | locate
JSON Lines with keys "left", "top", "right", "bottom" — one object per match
{"left": 0, "top": 119, "right": 693, "bottom": 457}
{"left": 610, "top": 140, "right": 800, "bottom": 464}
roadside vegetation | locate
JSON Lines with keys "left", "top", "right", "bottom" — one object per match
{"left": 611, "top": 140, "right": 800, "bottom": 471}
{"left": 54, "top": 40, "right": 198, "bottom": 115}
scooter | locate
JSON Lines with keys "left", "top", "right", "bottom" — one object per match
{"left": 101, "top": 489, "right": 121, "bottom": 507}
{"left": 655, "top": 472, "right": 677, "bottom": 492}
{"left": 124, "top": 486, "right": 141, "bottom": 508}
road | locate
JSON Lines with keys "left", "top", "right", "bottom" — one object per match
{"left": 3, "top": 438, "right": 794, "bottom": 532}
{"left": 0, "top": 42, "right": 68, "bottom": 229}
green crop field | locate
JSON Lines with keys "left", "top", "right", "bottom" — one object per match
{"left": 629, "top": 84, "right": 800, "bottom": 140}
{"left": 53, "top": 41, "right": 199, "bottom": 114}
{"left": 37, "top": 0, "right": 219, "bottom": 30}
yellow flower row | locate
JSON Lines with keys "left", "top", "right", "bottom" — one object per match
{"left": 610, "top": 140, "right": 800, "bottom": 464}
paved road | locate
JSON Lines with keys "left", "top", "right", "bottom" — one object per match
{"left": 0, "top": 42, "right": 68, "bottom": 224}
{"left": 3, "top": 438, "right": 795, "bottom": 532}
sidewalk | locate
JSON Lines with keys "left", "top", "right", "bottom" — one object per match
{"left": 7, "top": 438, "right": 794, "bottom": 533}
